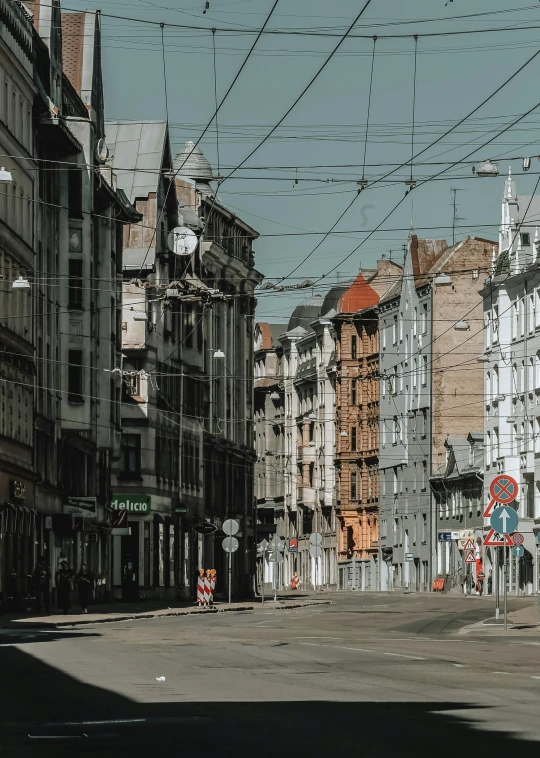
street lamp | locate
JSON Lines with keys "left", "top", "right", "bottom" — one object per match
{"left": 12, "top": 276, "right": 30, "bottom": 290}
{"left": 476, "top": 160, "right": 499, "bottom": 178}
{"left": 213, "top": 349, "right": 225, "bottom": 359}
{"left": 0, "top": 167, "right": 13, "bottom": 183}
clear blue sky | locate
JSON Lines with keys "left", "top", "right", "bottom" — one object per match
{"left": 67, "top": 0, "right": 540, "bottom": 320}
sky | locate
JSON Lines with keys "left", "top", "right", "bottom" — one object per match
{"left": 63, "top": 0, "right": 540, "bottom": 321}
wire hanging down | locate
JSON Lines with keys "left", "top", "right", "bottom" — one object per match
{"left": 406, "top": 35, "right": 418, "bottom": 191}
{"left": 212, "top": 28, "right": 221, "bottom": 177}
{"left": 359, "top": 35, "right": 377, "bottom": 190}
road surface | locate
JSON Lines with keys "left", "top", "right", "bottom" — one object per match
{"left": 2, "top": 592, "right": 539, "bottom": 756}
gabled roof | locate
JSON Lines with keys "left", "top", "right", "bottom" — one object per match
{"left": 105, "top": 121, "right": 170, "bottom": 203}
{"left": 255, "top": 322, "right": 287, "bottom": 350}
{"left": 287, "top": 294, "right": 324, "bottom": 333}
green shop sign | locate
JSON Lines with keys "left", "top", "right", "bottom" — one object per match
{"left": 111, "top": 494, "right": 151, "bottom": 514}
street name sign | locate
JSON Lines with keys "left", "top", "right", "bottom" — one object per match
{"left": 405, "top": 553, "right": 414, "bottom": 562}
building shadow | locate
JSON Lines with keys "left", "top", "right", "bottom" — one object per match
{"left": 0, "top": 646, "right": 538, "bottom": 757}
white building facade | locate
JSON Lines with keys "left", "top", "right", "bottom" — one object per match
{"left": 482, "top": 169, "right": 540, "bottom": 595}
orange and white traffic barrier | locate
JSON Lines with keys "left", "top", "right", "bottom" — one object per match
{"left": 197, "top": 569, "right": 205, "bottom": 606}
{"left": 204, "top": 570, "right": 212, "bottom": 607}
{"left": 210, "top": 569, "right": 216, "bottom": 605}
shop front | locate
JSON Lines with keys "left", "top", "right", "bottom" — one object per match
{"left": 111, "top": 493, "right": 178, "bottom": 600}
{"left": 0, "top": 477, "right": 36, "bottom": 608}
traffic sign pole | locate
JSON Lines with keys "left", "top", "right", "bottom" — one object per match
{"left": 504, "top": 543, "right": 508, "bottom": 631}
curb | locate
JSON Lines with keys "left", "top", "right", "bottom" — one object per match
{"left": 7, "top": 600, "right": 330, "bottom": 629}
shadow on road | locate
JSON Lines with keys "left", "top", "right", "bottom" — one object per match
{"left": 0, "top": 646, "right": 538, "bottom": 756}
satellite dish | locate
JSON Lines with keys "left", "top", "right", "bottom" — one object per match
{"left": 168, "top": 226, "right": 198, "bottom": 256}
{"left": 95, "top": 138, "right": 109, "bottom": 163}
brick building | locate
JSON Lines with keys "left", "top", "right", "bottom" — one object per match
{"left": 332, "top": 264, "right": 401, "bottom": 590}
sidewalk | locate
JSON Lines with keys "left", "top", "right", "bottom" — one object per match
{"left": 1, "top": 593, "right": 332, "bottom": 628}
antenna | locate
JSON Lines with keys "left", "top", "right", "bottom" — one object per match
{"left": 449, "top": 188, "right": 465, "bottom": 245}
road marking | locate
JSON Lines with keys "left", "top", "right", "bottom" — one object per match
{"left": 530, "top": 676, "right": 540, "bottom": 680}
{"left": 291, "top": 636, "right": 342, "bottom": 640}
{"left": 492, "top": 671, "right": 510, "bottom": 675}
{"left": 384, "top": 652, "right": 426, "bottom": 661}
{"left": 453, "top": 664, "right": 465, "bottom": 668}
{"left": 338, "top": 646, "right": 374, "bottom": 653}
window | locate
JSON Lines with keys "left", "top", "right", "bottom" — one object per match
{"left": 68, "top": 259, "right": 83, "bottom": 308}
{"left": 399, "top": 314, "right": 403, "bottom": 342}
{"left": 351, "top": 336, "right": 357, "bottom": 359}
{"left": 67, "top": 167, "right": 83, "bottom": 218}
{"left": 351, "top": 379, "right": 357, "bottom": 405}
{"left": 422, "top": 303, "right": 428, "bottom": 334}
{"left": 530, "top": 294, "right": 535, "bottom": 334}
{"left": 494, "top": 364, "right": 499, "bottom": 396}
{"left": 381, "top": 420, "right": 386, "bottom": 446}
{"left": 350, "top": 471, "right": 357, "bottom": 500}
{"left": 421, "top": 409, "right": 427, "bottom": 438}
{"left": 413, "top": 306, "right": 417, "bottom": 337}
{"left": 486, "top": 431, "right": 492, "bottom": 466}
{"left": 422, "top": 460, "right": 427, "bottom": 491}
{"left": 351, "top": 426, "right": 357, "bottom": 451}
{"left": 392, "top": 416, "right": 398, "bottom": 444}
{"left": 68, "top": 350, "right": 83, "bottom": 403}
{"left": 521, "top": 232, "right": 531, "bottom": 247}
{"left": 493, "top": 304, "right": 499, "bottom": 343}
{"left": 393, "top": 315, "right": 398, "bottom": 344}
{"left": 494, "top": 426, "right": 499, "bottom": 459}
{"left": 422, "top": 513, "right": 427, "bottom": 542}
{"left": 413, "top": 357, "right": 418, "bottom": 389}
{"left": 382, "top": 323, "right": 386, "bottom": 350}
{"left": 120, "top": 434, "right": 141, "bottom": 476}
{"left": 421, "top": 355, "right": 427, "bottom": 386}
{"left": 512, "top": 301, "right": 518, "bottom": 340}
{"left": 526, "top": 480, "right": 535, "bottom": 518}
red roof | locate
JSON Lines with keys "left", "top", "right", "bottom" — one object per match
{"left": 340, "top": 271, "right": 379, "bottom": 313}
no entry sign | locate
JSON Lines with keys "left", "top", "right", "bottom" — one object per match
{"left": 490, "top": 475, "right": 518, "bottom": 504}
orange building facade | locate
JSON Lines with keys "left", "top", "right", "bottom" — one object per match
{"left": 332, "top": 265, "right": 399, "bottom": 590}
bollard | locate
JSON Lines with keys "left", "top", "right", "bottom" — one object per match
{"left": 210, "top": 568, "right": 216, "bottom": 606}
{"left": 204, "top": 570, "right": 212, "bottom": 608}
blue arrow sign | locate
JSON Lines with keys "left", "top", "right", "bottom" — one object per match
{"left": 512, "top": 545, "right": 524, "bottom": 558}
{"left": 490, "top": 505, "right": 519, "bottom": 535}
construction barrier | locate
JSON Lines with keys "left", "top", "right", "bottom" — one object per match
{"left": 432, "top": 577, "right": 445, "bottom": 592}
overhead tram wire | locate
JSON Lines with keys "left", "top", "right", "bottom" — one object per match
{"left": 20, "top": 1, "right": 540, "bottom": 39}
{"left": 153, "top": 0, "right": 377, "bottom": 369}
{"left": 272, "top": 41, "right": 540, "bottom": 287}
{"left": 133, "top": 0, "right": 281, "bottom": 278}
{"left": 274, "top": 35, "right": 379, "bottom": 286}
{"left": 317, "top": 93, "right": 540, "bottom": 285}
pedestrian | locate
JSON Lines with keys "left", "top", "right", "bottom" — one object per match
{"left": 291, "top": 571, "right": 301, "bottom": 590}
{"left": 56, "top": 560, "right": 73, "bottom": 614}
{"left": 487, "top": 569, "right": 493, "bottom": 595}
{"left": 76, "top": 563, "right": 93, "bottom": 614}
{"left": 33, "top": 557, "right": 50, "bottom": 614}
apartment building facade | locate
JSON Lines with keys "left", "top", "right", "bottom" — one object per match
{"left": 379, "top": 234, "right": 493, "bottom": 592}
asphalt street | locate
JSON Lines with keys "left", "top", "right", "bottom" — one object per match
{"left": 2, "top": 592, "right": 540, "bottom": 757}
